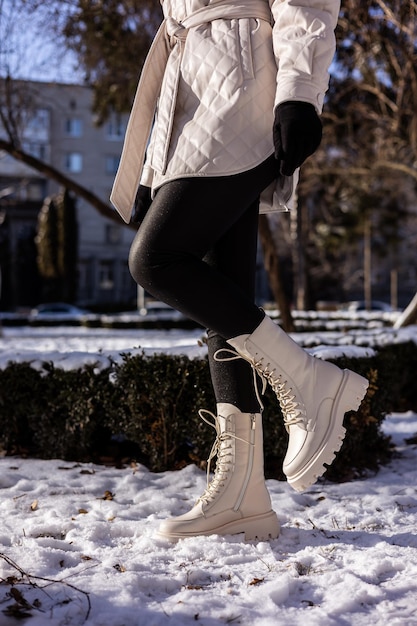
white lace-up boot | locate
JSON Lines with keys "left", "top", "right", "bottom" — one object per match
{"left": 157, "top": 403, "right": 280, "bottom": 541}
{"left": 226, "top": 316, "right": 369, "bottom": 492}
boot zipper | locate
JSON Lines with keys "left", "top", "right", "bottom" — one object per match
{"left": 234, "top": 414, "right": 256, "bottom": 511}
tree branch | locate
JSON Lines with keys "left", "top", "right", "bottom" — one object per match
{"left": 258, "top": 214, "right": 294, "bottom": 332}
{"left": 0, "top": 138, "right": 129, "bottom": 226}
{"left": 307, "top": 161, "right": 417, "bottom": 182}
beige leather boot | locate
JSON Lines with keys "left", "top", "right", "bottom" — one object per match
{"left": 226, "top": 316, "right": 369, "bottom": 492}
{"left": 157, "top": 403, "right": 280, "bottom": 541}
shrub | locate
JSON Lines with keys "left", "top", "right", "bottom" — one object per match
{"left": 111, "top": 352, "right": 215, "bottom": 470}
{"left": 1, "top": 342, "right": 417, "bottom": 482}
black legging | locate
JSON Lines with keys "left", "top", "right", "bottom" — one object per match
{"left": 129, "top": 154, "right": 278, "bottom": 412}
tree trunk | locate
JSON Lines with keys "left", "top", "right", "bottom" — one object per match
{"left": 258, "top": 214, "right": 294, "bottom": 332}
{"left": 364, "top": 212, "right": 372, "bottom": 310}
{"left": 291, "top": 197, "right": 310, "bottom": 310}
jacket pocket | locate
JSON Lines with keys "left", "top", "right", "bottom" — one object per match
{"left": 238, "top": 18, "right": 255, "bottom": 81}
{"left": 181, "top": 19, "right": 255, "bottom": 100}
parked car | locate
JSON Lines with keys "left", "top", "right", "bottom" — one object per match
{"left": 340, "top": 300, "right": 394, "bottom": 312}
{"left": 139, "top": 301, "right": 185, "bottom": 320}
{"left": 29, "top": 303, "right": 91, "bottom": 320}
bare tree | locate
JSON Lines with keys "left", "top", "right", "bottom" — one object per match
{"left": 4, "top": 1, "right": 417, "bottom": 321}
{"left": 295, "top": 0, "right": 417, "bottom": 312}
{"left": 0, "top": 1, "right": 124, "bottom": 223}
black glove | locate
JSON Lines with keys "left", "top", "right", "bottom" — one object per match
{"left": 131, "top": 185, "right": 152, "bottom": 225}
{"left": 273, "top": 101, "right": 322, "bottom": 176}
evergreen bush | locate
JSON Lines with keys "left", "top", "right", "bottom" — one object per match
{"left": 1, "top": 342, "right": 416, "bottom": 482}
{"left": 35, "top": 188, "right": 78, "bottom": 303}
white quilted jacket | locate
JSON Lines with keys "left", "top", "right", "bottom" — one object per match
{"left": 111, "top": 0, "right": 340, "bottom": 223}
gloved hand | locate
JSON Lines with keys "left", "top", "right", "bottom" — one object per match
{"left": 273, "top": 101, "right": 322, "bottom": 176}
{"left": 131, "top": 185, "right": 152, "bottom": 225}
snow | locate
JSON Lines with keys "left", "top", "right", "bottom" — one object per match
{"left": 2, "top": 323, "right": 417, "bottom": 370}
{"left": 1, "top": 323, "right": 417, "bottom": 625}
{"left": 0, "top": 327, "right": 207, "bottom": 370}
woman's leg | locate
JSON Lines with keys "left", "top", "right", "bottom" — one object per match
{"left": 204, "top": 198, "right": 262, "bottom": 413}
{"left": 129, "top": 158, "right": 280, "bottom": 540}
{"left": 128, "top": 155, "right": 278, "bottom": 339}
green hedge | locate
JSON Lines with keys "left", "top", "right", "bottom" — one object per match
{"left": 1, "top": 342, "right": 417, "bottom": 482}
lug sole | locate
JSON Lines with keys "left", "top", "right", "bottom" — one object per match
{"left": 286, "top": 369, "right": 369, "bottom": 493}
{"left": 157, "top": 510, "right": 280, "bottom": 542}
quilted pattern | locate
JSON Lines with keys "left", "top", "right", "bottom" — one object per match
{"left": 111, "top": 0, "right": 340, "bottom": 222}
{"left": 150, "top": 18, "right": 276, "bottom": 185}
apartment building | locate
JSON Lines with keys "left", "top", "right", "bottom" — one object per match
{"left": 0, "top": 80, "right": 137, "bottom": 309}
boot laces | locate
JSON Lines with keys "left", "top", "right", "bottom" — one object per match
{"left": 214, "top": 348, "right": 304, "bottom": 432}
{"left": 197, "top": 409, "right": 251, "bottom": 504}
{"left": 253, "top": 358, "right": 303, "bottom": 431}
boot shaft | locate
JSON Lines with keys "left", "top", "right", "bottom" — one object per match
{"left": 157, "top": 402, "right": 279, "bottom": 540}
{"left": 226, "top": 315, "right": 368, "bottom": 492}
{"left": 204, "top": 404, "right": 272, "bottom": 516}
{"left": 227, "top": 316, "right": 346, "bottom": 430}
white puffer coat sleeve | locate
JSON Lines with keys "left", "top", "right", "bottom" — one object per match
{"left": 270, "top": 0, "right": 340, "bottom": 113}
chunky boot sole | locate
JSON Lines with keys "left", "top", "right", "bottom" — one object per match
{"left": 285, "top": 369, "right": 369, "bottom": 493}
{"left": 157, "top": 510, "right": 280, "bottom": 542}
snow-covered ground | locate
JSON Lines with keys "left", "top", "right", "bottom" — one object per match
{"left": 1, "top": 324, "right": 417, "bottom": 625}
{"left": 0, "top": 326, "right": 207, "bottom": 370}
{"left": 2, "top": 322, "right": 417, "bottom": 370}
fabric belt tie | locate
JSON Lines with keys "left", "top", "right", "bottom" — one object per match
{"left": 110, "top": 0, "right": 272, "bottom": 223}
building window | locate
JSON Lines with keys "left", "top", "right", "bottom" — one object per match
{"left": 65, "top": 117, "right": 83, "bottom": 137}
{"left": 22, "top": 142, "right": 48, "bottom": 160}
{"left": 105, "top": 224, "right": 122, "bottom": 245}
{"left": 65, "top": 152, "right": 83, "bottom": 173}
{"left": 106, "top": 114, "right": 126, "bottom": 140}
{"left": 99, "top": 259, "right": 115, "bottom": 290}
{"left": 22, "top": 109, "right": 50, "bottom": 153}
{"left": 24, "top": 108, "right": 50, "bottom": 140}
{"left": 78, "top": 258, "right": 93, "bottom": 298}
{"left": 105, "top": 155, "right": 120, "bottom": 175}
{"left": 26, "top": 181, "right": 46, "bottom": 201}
